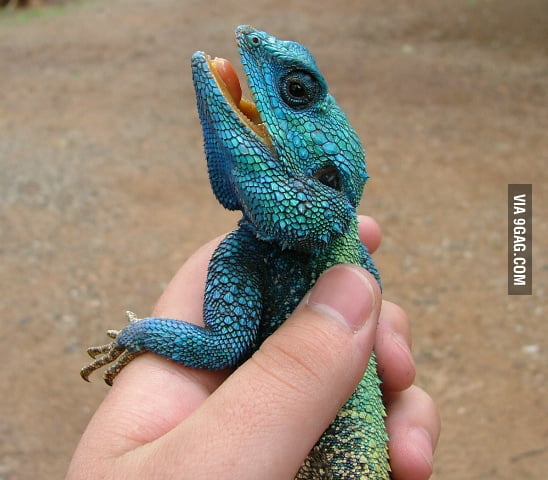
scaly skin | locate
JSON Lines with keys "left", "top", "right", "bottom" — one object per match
{"left": 82, "top": 26, "right": 389, "bottom": 479}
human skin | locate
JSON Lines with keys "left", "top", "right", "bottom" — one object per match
{"left": 67, "top": 216, "right": 440, "bottom": 480}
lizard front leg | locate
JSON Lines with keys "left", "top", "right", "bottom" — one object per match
{"left": 81, "top": 227, "right": 268, "bottom": 385}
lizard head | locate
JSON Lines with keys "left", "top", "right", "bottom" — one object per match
{"left": 191, "top": 26, "right": 369, "bottom": 251}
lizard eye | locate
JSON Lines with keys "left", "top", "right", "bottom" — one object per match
{"left": 279, "top": 70, "right": 322, "bottom": 110}
{"left": 315, "top": 165, "right": 342, "bottom": 191}
{"left": 248, "top": 34, "right": 261, "bottom": 46}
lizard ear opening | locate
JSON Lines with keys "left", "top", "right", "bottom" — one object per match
{"left": 314, "top": 165, "right": 342, "bottom": 191}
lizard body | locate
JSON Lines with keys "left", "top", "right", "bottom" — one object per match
{"left": 82, "top": 26, "right": 389, "bottom": 479}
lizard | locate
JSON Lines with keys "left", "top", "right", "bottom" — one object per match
{"left": 81, "top": 26, "right": 389, "bottom": 479}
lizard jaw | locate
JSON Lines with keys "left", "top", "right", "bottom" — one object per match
{"left": 206, "top": 55, "right": 273, "bottom": 150}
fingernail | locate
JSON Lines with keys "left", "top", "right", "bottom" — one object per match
{"left": 408, "top": 427, "right": 434, "bottom": 470}
{"left": 307, "top": 265, "right": 376, "bottom": 332}
{"left": 392, "top": 332, "right": 415, "bottom": 368}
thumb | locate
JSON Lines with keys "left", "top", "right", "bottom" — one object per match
{"left": 160, "top": 264, "right": 382, "bottom": 479}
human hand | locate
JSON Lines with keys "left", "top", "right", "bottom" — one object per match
{"left": 67, "top": 215, "right": 440, "bottom": 480}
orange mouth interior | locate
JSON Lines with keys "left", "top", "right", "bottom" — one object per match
{"left": 207, "top": 56, "right": 272, "bottom": 147}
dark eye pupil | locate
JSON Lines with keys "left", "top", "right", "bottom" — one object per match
{"left": 279, "top": 70, "right": 322, "bottom": 110}
{"left": 288, "top": 81, "right": 305, "bottom": 98}
{"left": 315, "top": 165, "right": 341, "bottom": 191}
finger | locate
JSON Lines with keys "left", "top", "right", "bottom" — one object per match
{"left": 385, "top": 385, "right": 441, "bottom": 480}
{"left": 147, "top": 264, "right": 382, "bottom": 479}
{"left": 358, "top": 215, "right": 382, "bottom": 253}
{"left": 151, "top": 234, "right": 225, "bottom": 321}
{"left": 375, "top": 300, "right": 415, "bottom": 392}
{"left": 72, "top": 236, "right": 230, "bottom": 461}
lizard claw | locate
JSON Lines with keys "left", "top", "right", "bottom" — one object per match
{"left": 86, "top": 342, "right": 117, "bottom": 359}
{"left": 80, "top": 341, "right": 124, "bottom": 383}
{"left": 103, "top": 350, "right": 140, "bottom": 386}
{"left": 125, "top": 310, "right": 140, "bottom": 323}
{"left": 80, "top": 312, "right": 143, "bottom": 385}
{"left": 106, "top": 329, "right": 120, "bottom": 339}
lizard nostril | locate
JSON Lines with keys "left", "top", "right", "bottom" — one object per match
{"left": 315, "top": 165, "right": 342, "bottom": 191}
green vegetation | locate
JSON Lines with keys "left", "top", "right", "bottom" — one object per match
{"left": 0, "top": 0, "right": 89, "bottom": 24}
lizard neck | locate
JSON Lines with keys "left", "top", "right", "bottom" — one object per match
{"left": 239, "top": 217, "right": 367, "bottom": 281}
{"left": 316, "top": 217, "right": 363, "bottom": 268}
{"left": 238, "top": 214, "right": 363, "bottom": 268}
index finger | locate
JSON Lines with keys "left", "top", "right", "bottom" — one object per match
{"left": 74, "top": 236, "right": 230, "bottom": 459}
{"left": 358, "top": 215, "right": 382, "bottom": 253}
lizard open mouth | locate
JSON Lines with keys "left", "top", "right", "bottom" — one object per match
{"left": 206, "top": 56, "right": 272, "bottom": 148}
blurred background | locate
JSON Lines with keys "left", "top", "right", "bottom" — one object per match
{"left": 0, "top": 0, "right": 545, "bottom": 478}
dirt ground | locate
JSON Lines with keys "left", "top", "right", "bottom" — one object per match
{"left": 0, "top": 0, "right": 546, "bottom": 478}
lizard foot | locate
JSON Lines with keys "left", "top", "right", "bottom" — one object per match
{"left": 80, "top": 311, "right": 143, "bottom": 386}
